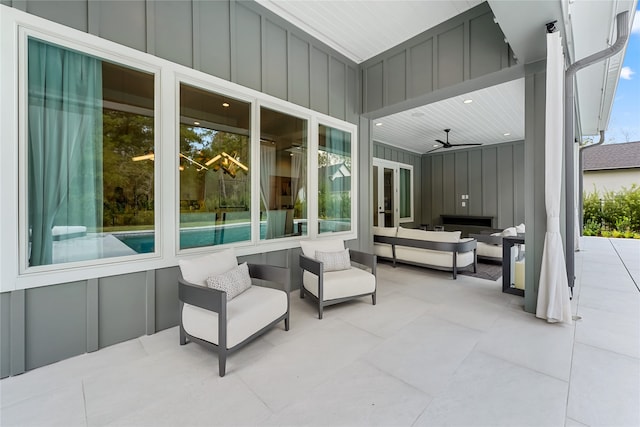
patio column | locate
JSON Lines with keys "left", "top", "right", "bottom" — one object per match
{"left": 523, "top": 61, "right": 547, "bottom": 314}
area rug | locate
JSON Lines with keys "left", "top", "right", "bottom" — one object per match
{"left": 459, "top": 262, "right": 502, "bottom": 281}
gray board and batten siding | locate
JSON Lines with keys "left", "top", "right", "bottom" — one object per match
{"left": 0, "top": 0, "right": 360, "bottom": 378}
{"left": 361, "top": 1, "right": 515, "bottom": 115}
{"left": 1, "top": 0, "right": 521, "bottom": 378}
{"left": 423, "top": 141, "right": 525, "bottom": 231}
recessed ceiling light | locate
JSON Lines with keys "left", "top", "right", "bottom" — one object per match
{"left": 375, "top": 122, "right": 383, "bottom": 126}
{"left": 222, "top": 102, "right": 230, "bottom": 107}
{"left": 194, "top": 121, "right": 200, "bottom": 125}
{"left": 503, "top": 132, "right": 511, "bottom": 136}
{"left": 433, "top": 144, "right": 440, "bottom": 148}
{"left": 463, "top": 99, "right": 473, "bottom": 104}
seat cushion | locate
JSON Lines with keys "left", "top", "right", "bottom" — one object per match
{"left": 477, "top": 242, "right": 502, "bottom": 259}
{"left": 395, "top": 246, "right": 475, "bottom": 268}
{"left": 303, "top": 267, "right": 375, "bottom": 301}
{"left": 373, "top": 243, "right": 394, "bottom": 259}
{"left": 182, "top": 285, "right": 287, "bottom": 349}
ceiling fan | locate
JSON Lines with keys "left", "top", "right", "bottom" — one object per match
{"left": 427, "top": 129, "right": 482, "bottom": 153}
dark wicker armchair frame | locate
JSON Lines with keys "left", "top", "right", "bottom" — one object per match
{"left": 299, "top": 249, "right": 377, "bottom": 319}
{"left": 178, "top": 264, "right": 290, "bottom": 377}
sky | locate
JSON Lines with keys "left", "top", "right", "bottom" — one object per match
{"left": 606, "top": 7, "right": 640, "bottom": 143}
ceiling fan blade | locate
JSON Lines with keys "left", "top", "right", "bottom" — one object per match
{"left": 425, "top": 146, "right": 442, "bottom": 154}
{"left": 450, "top": 143, "right": 483, "bottom": 147}
{"left": 434, "top": 139, "right": 445, "bottom": 145}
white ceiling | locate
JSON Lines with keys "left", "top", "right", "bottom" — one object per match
{"left": 257, "top": 0, "right": 634, "bottom": 153}
{"left": 372, "top": 78, "right": 525, "bottom": 153}
{"left": 256, "top": 0, "right": 483, "bottom": 64}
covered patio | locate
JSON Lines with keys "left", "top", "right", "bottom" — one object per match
{"left": 2, "top": 236, "right": 637, "bottom": 426}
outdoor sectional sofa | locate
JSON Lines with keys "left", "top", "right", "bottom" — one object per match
{"left": 373, "top": 226, "right": 477, "bottom": 279}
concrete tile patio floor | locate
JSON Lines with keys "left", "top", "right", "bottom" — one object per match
{"left": 1, "top": 236, "right": 638, "bottom": 426}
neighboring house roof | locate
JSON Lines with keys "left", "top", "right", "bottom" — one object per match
{"left": 583, "top": 141, "right": 640, "bottom": 171}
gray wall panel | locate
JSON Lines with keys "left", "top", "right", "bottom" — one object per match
{"left": 497, "top": 144, "right": 515, "bottom": 228}
{"left": 454, "top": 151, "right": 468, "bottom": 215}
{"left": 264, "top": 20, "right": 288, "bottom": 99}
{"left": 360, "top": 2, "right": 511, "bottom": 114}
{"left": 347, "top": 66, "right": 358, "bottom": 124}
{"left": 196, "top": 0, "right": 231, "bottom": 80}
{"left": 386, "top": 51, "right": 406, "bottom": 105}
{"left": 425, "top": 141, "right": 523, "bottom": 228}
{"left": 469, "top": 12, "right": 505, "bottom": 79}
{"left": 94, "top": 0, "right": 146, "bottom": 52}
{"left": 310, "top": 47, "right": 329, "bottom": 114}
{"left": 468, "top": 149, "right": 482, "bottom": 216}
{"left": 514, "top": 142, "right": 525, "bottom": 225}
{"left": 409, "top": 39, "right": 433, "bottom": 96}
{"left": 431, "top": 156, "right": 444, "bottom": 224}
{"left": 442, "top": 153, "right": 456, "bottom": 214}
{"left": 153, "top": 0, "right": 193, "bottom": 67}
{"left": 98, "top": 272, "right": 147, "bottom": 348}
{"left": 25, "top": 282, "right": 87, "bottom": 371}
{"left": 422, "top": 155, "right": 432, "bottom": 225}
{"left": 155, "top": 267, "right": 179, "bottom": 332}
{"left": 482, "top": 146, "right": 498, "bottom": 221}
{"left": 1, "top": 292, "right": 10, "bottom": 378}
{"left": 437, "top": 25, "right": 464, "bottom": 89}
{"left": 234, "top": 2, "right": 262, "bottom": 91}
{"left": 329, "top": 58, "right": 346, "bottom": 119}
{"left": 365, "top": 62, "right": 384, "bottom": 112}
{"left": 26, "top": 0, "right": 87, "bottom": 32}
{"left": 289, "top": 34, "right": 310, "bottom": 108}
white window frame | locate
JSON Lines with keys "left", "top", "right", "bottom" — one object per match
{"left": 1, "top": 7, "right": 358, "bottom": 291}
{"left": 372, "top": 158, "right": 414, "bottom": 226}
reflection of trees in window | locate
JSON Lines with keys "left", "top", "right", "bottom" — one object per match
{"left": 102, "top": 109, "right": 154, "bottom": 228}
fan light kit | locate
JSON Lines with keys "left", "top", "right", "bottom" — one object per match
{"left": 463, "top": 99, "right": 473, "bottom": 104}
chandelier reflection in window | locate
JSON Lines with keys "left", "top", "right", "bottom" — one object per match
{"left": 133, "top": 151, "right": 248, "bottom": 178}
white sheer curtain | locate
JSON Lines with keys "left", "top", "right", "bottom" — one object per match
{"left": 260, "top": 145, "right": 276, "bottom": 238}
{"left": 290, "top": 151, "right": 305, "bottom": 206}
{"left": 536, "top": 31, "right": 573, "bottom": 324}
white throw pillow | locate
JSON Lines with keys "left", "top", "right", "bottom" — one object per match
{"left": 300, "top": 239, "right": 345, "bottom": 258}
{"left": 502, "top": 227, "right": 517, "bottom": 237}
{"left": 315, "top": 249, "right": 351, "bottom": 272}
{"left": 178, "top": 248, "right": 237, "bottom": 286}
{"left": 206, "top": 262, "right": 252, "bottom": 301}
{"left": 515, "top": 223, "right": 526, "bottom": 234}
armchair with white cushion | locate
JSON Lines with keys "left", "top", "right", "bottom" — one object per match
{"left": 178, "top": 249, "right": 290, "bottom": 377}
{"left": 299, "top": 239, "right": 376, "bottom": 319}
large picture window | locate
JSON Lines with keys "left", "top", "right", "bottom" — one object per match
{"left": 26, "top": 37, "right": 155, "bottom": 267}
{"left": 179, "top": 84, "right": 251, "bottom": 249}
{"left": 260, "top": 107, "right": 308, "bottom": 240}
{"left": 318, "top": 125, "right": 352, "bottom": 233}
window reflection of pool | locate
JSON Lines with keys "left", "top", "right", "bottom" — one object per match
{"left": 116, "top": 222, "right": 265, "bottom": 253}
{"left": 115, "top": 219, "right": 350, "bottom": 253}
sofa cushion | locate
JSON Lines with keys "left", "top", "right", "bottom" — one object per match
{"left": 372, "top": 226, "right": 397, "bottom": 237}
{"left": 300, "top": 239, "right": 344, "bottom": 258}
{"left": 397, "top": 227, "right": 461, "bottom": 243}
{"left": 303, "top": 268, "right": 375, "bottom": 301}
{"left": 179, "top": 249, "right": 237, "bottom": 286}
{"left": 477, "top": 242, "right": 503, "bottom": 259}
{"left": 315, "top": 249, "right": 351, "bottom": 272}
{"left": 394, "top": 246, "right": 474, "bottom": 268}
{"left": 206, "top": 262, "right": 252, "bottom": 301}
{"left": 182, "top": 285, "right": 287, "bottom": 349}
{"left": 516, "top": 223, "right": 526, "bottom": 234}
